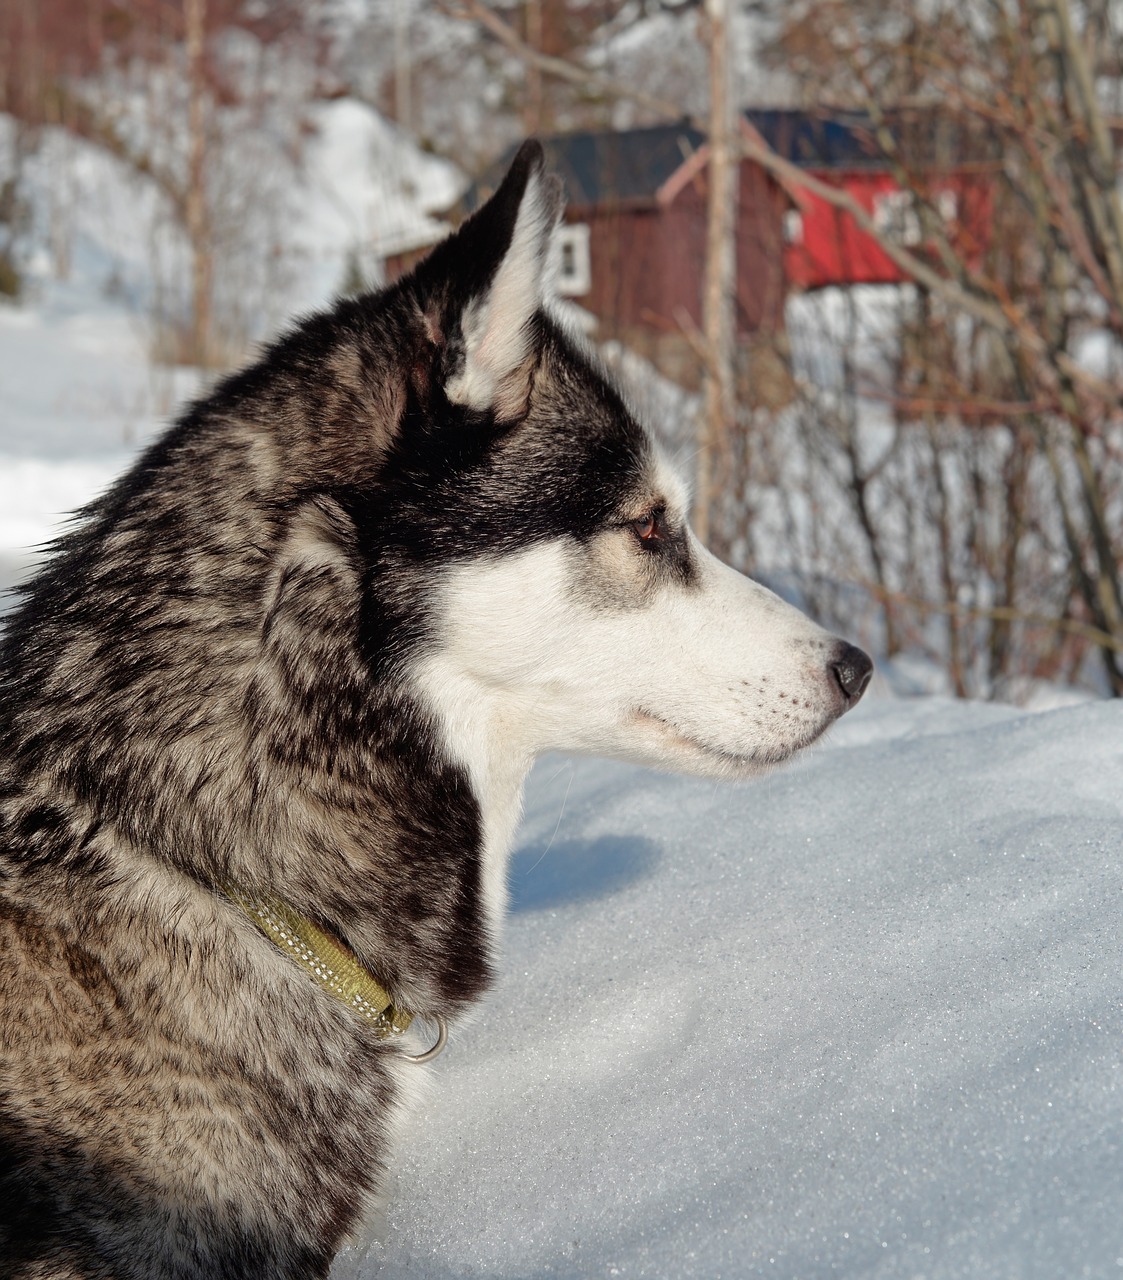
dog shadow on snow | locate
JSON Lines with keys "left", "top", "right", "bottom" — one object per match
{"left": 508, "top": 835, "right": 662, "bottom": 913}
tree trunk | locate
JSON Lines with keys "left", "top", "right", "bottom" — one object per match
{"left": 695, "top": 0, "right": 737, "bottom": 547}
{"left": 185, "top": 0, "right": 211, "bottom": 368}
{"left": 394, "top": 0, "right": 411, "bottom": 133}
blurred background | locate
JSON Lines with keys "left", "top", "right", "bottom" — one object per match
{"left": 1, "top": 0, "right": 1121, "bottom": 703}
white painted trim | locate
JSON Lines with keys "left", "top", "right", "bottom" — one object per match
{"left": 555, "top": 223, "right": 591, "bottom": 297}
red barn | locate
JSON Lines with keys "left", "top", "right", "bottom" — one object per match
{"left": 743, "top": 109, "right": 998, "bottom": 290}
{"left": 404, "top": 115, "right": 997, "bottom": 393}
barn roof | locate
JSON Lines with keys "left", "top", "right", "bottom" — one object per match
{"left": 458, "top": 110, "right": 995, "bottom": 221}
{"left": 743, "top": 107, "right": 1001, "bottom": 171}
{"left": 743, "top": 109, "right": 883, "bottom": 169}
{"left": 462, "top": 124, "right": 707, "bottom": 212}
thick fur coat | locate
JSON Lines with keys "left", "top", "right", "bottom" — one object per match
{"left": 0, "top": 142, "right": 871, "bottom": 1278}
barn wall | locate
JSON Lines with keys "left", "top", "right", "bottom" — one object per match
{"left": 574, "top": 162, "right": 787, "bottom": 338}
{"left": 736, "top": 162, "right": 788, "bottom": 334}
{"left": 785, "top": 170, "right": 995, "bottom": 289}
{"left": 575, "top": 205, "right": 690, "bottom": 335}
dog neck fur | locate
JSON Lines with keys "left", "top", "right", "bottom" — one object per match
{"left": 408, "top": 650, "right": 532, "bottom": 942}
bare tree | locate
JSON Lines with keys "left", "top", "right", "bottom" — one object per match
{"left": 755, "top": 0, "right": 1123, "bottom": 695}
{"left": 695, "top": 0, "right": 738, "bottom": 543}
{"left": 0, "top": 0, "right": 327, "bottom": 368}
{"left": 184, "top": 0, "right": 212, "bottom": 368}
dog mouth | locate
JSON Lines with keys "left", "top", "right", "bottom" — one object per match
{"left": 630, "top": 708, "right": 824, "bottom": 774}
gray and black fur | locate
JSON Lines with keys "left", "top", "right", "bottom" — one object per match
{"left": 0, "top": 142, "right": 630, "bottom": 1279}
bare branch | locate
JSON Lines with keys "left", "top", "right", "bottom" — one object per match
{"left": 436, "top": 0, "right": 685, "bottom": 120}
{"left": 861, "top": 582, "right": 1123, "bottom": 655}
{"left": 857, "top": 390, "right": 1053, "bottom": 419}
{"left": 738, "top": 124, "right": 1123, "bottom": 412}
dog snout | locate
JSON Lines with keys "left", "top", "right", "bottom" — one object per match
{"left": 829, "top": 641, "right": 873, "bottom": 706}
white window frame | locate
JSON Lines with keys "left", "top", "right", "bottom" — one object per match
{"left": 936, "top": 188, "right": 958, "bottom": 223}
{"left": 872, "top": 189, "right": 922, "bottom": 247}
{"left": 555, "top": 223, "right": 591, "bottom": 297}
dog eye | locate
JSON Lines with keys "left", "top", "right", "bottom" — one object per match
{"left": 629, "top": 510, "right": 664, "bottom": 546}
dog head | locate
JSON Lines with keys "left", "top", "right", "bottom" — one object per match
{"left": 380, "top": 141, "right": 872, "bottom": 783}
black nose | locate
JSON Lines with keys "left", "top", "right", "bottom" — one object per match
{"left": 830, "top": 642, "right": 873, "bottom": 703}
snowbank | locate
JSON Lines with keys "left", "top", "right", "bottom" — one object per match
{"left": 0, "top": 279, "right": 182, "bottom": 602}
{"left": 337, "top": 696, "right": 1123, "bottom": 1278}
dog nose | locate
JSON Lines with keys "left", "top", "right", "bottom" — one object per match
{"left": 830, "top": 642, "right": 873, "bottom": 704}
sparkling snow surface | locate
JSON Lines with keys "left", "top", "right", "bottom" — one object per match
{"left": 339, "top": 698, "right": 1123, "bottom": 1279}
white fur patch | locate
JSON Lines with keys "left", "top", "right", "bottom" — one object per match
{"left": 409, "top": 511, "right": 846, "bottom": 940}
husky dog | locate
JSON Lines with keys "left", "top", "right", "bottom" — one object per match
{"left": 0, "top": 142, "right": 871, "bottom": 1278}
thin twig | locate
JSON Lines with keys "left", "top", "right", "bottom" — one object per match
{"left": 861, "top": 581, "right": 1123, "bottom": 653}
{"left": 436, "top": 0, "right": 686, "bottom": 121}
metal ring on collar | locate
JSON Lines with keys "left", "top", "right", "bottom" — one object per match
{"left": 402, "top": 1015, "right": 448, "bottom": 1064}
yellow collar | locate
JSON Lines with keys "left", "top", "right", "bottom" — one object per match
{"left": 224, "top": 884, "right": 414, "bottom": 1036}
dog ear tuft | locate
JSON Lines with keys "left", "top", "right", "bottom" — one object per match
{"left": 416, "top": 140, "right": 562, "bottom": 419}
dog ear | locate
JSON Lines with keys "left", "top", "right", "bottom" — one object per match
{"left": 414, "top": 140, "right": 562, "bottom": 419}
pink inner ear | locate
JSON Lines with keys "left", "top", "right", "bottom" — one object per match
{"left": 422, "top": 311, "right": 444, "bottom": 348}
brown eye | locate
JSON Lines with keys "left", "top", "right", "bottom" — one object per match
{"left": 630, "top": 509, "right": 663, "bottom": 545}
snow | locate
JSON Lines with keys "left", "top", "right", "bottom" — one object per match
{"left": 2, "top": 104, "right": 1121, "bottom": 1280}
{"left": 0, "top": 280, "right": 179, "bottom": 602}
{"left": 329, "top": 695, "right": 1123, "bottom": 1278}
{"left": 288, "top": 98, "right": 462, "bottom": 308}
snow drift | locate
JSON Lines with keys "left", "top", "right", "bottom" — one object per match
{"left": 338, "top": 696, "right": 1122, "bottom": 1279}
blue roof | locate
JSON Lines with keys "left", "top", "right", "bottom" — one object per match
{"left": 463, "top": 124, "right": 707, "bottom": 211}
{"left": 743, "top": 109, "right": 883, "bottom": 169}
{"left": 744, "top": 107, "right": 1000, "bottom": 170}
{"left": 459, "top": 109, "right": 985, "bottom": 217}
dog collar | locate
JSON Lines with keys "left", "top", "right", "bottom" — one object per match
{"left": 224, "top": 885, "right": 446, "bottom": 1061}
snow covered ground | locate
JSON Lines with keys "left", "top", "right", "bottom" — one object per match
{"left": 338, "top": 696, "right": 1122, "bottom": 1279}
{"left": 2, "top": 108, "right": 1121, "bottom": 1280}
{"left": 0, "top": 281, "right": 177, "bottom": 604}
